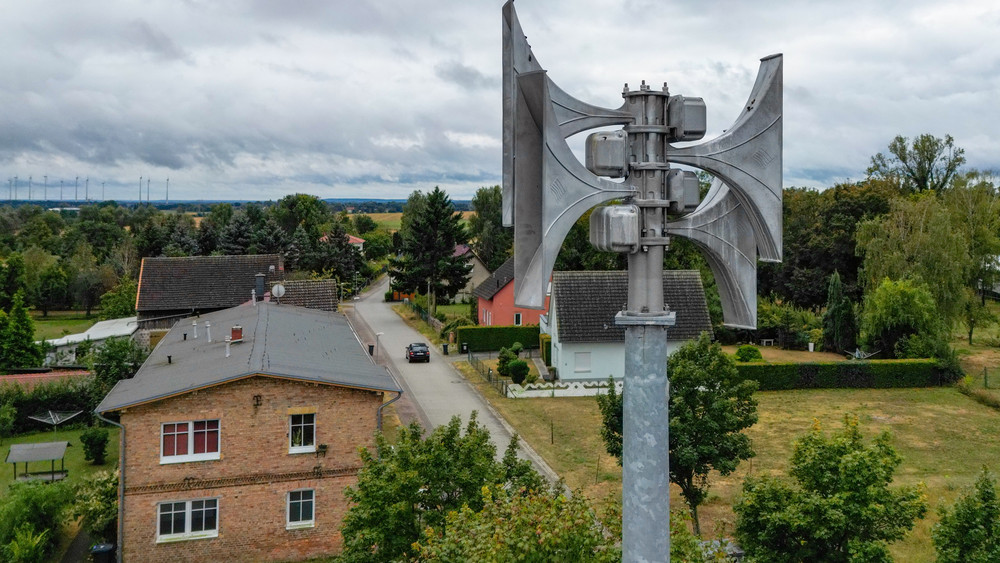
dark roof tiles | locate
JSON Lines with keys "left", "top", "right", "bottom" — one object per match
{"left": 473, "top": 257, "right": 515, "bottom": 300}
{"left": 552, "top": 270, "right": 712, "bottom": 342}
{"left": 136, "top": 254, "right": 284, "bottom": 312}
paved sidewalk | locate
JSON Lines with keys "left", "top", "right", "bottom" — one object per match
{"left": 347, "top": 278, "right": 559, "bottom": 484}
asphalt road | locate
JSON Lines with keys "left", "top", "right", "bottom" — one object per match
{"left": 346, "top": 277, "right": 558, "bottom": 482}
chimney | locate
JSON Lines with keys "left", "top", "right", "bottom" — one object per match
{"left": 205, "top": 321, "right": 212, "bottom": 343}
{"left": 231, "top": 325, "right": 243, "bottom": 342}
{"left": 225, "top": 336, "right": 231, "bottom": 357}
{"left": 192, "top": 320, "right": 198, "bottom": 339}
{"left": 255, "top": 273, "right": 265, "bottom": 301}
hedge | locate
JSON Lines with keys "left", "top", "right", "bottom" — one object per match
{"left": 736, "top": 359, "right": 953, "bottom": 390}
{"left": 455, "top": 326, "right": 540, "bottom": 352}
{"left": 539, "top": 334, "right": 552, "bottom": 365}
{"left": 0, "top": 376, "right": 97, "bottom": 434}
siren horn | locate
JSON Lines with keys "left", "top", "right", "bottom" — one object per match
{"left": 666, "top": 54, "right": 783, "bottom": 262}
{"left": 509, "top": 70, "right": 635, "bottom": 309}
{"left": 664, "top": 178, "right": 758, "bottom": 328}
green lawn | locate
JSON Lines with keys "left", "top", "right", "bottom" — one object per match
{"left": 455, "top": 368, "right": 998, "bottom": 563}
{"left": 2, "top": 425, "right": 120, "bottom": 491}
{"left": 32, "top": 311, "right": 98, "bottom": 341}
{"left": 436, "top": 303, "right": 471, "bottom": 320}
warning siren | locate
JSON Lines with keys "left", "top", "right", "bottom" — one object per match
{"left": 502, "top": 1, "right": 782, "bottom": 328}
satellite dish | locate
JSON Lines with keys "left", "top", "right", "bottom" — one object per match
{"left": 272, "top": 284, "right": 286, "bottom": 298}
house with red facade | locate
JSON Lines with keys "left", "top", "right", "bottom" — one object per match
{"left": 96, "top": 301, "right": 401, "bottom": 562}
{"left": 473, "top": 257, "right": 548, "bottom": 326}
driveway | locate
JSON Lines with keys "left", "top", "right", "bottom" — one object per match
{"left": 346, "top": 277, "right": 558, "bottom": 482}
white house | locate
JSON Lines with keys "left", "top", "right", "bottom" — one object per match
{"left": 542, "top": 271, "right": 712, "bottom": 381}
{"left": 43, "top": 316, "right": 138, "bottom": 365}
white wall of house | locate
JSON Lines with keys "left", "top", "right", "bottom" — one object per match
{"left": 551, "top": 339, "right": 685, "bottom": 381}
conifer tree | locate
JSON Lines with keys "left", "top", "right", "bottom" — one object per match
{"left": 1, "top": 292, "right": 43, "bottom": 369}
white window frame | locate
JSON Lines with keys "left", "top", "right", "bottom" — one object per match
{"left": 287, "top": 489, "right": 316, "bottom": 530}
{"left": 156, "top": 498, "right": 219, "bottom": 542}
{"left": 574, "top": 351, "right": 592, "bottom": 373}
{"left": 514, "top": 313, "right": 522, "bottom": 326}
{"left": 289, "top": 413, "right": 316, "bottom": 454}
{"left": 160, "top": 420, "right": 221, "bottom": 464}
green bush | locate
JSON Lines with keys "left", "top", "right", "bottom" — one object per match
{"left": 439, "top": 317, "right": 475, "bottom": 339}
{"left": 510, "top": 342, "right": 523, "bottom": 356}
{"left": 455, "top": 326, "right": 540, "bottom": 352}
{"left": 509, "top": 360, "right": 529, "bottom": 385}
{"left": 3, "top": 523, "right": 50, "bottom": 563}
{"left": 0, "top": 481, "right": 73, "bottom": 560}
{"left": 73, "top": 470, "right": 119, "bottom": 543}
{"left": 736, "top": 359, "right": 952, "bottom": 390}
{"left": 497, "top": 347, "right": 516, "bottom": 377}
{"left": 539, "top": 334, "right": 552, "bottom": 365}
{"left": 735, "top": 345, "right": 763, "bottom": 362}
{"left": 80, "top": 427, "right": 110, "bottom": 465}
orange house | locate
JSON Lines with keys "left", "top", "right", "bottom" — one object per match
{"left": 473, "top": 258, "right": 549, "bottom": 326}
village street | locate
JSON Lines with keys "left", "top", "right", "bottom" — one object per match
{"left": 345, "top": 277, "right": 558, "bottom": 482}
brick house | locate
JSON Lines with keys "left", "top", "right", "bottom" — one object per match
{"left": 541, "top": 270, "right": 712, "bottom": 380}
{"left": 96, "top": 302, "right": 401, "bottom": 562}
{"left": 473, "top": 257, "right": 548, "bottom": 326}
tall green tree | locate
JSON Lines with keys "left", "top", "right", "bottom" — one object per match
{"left": 37, "top": 264, "right": 69, "bottom": 317}
{"left": 389, "top": 188, "right": 471, "bottom": 317}
{"left": 735, "top": 415, "right": 927, "bottom": 563}
{"left": 857, "top": 193, "right": 970, "bottom": 327}
{"left": 933, "top": 468, "right": 1000, "bottom": 563}
{"left": 467, "top": 185, "right": 513, "bottom": 272}
{"left": 0, "top": 293, "right": 44, "bottom": 370}
{"left": 219, "top": 210, "right": 255, "bottom": 255}
{"left": 943, "top": 171, "right": 1000, "bottom": 343}
{"left": 860, "top": 278, "right": 945, "bottom": 359}
{"left": 341, "top": 413, "right": 543, "bottom": 563}
{"left": 351, "top": 214, "right": 378, "bottom": 236}
{"left": 86, "top": 337, "right": 148, "bottom": 401}
{"left": 271, "top": 194, "right": 329, "bottom": 237}
{"left": 823, "top": 271, "right": 857, "bottom": 353}
{"left": 99, "top": 277, "right": 138, "bottom": 320}
{"left": 0, "top": 252, "right": 26, "bottom": 312}
{"left": 867, "top": 133, "right": 966, "bottom": 193}
{"left": 250, "top": 217, "right": 289, "bottom": 256}
{"left": 596, "top": 332, "right": 758, "bottom": 535}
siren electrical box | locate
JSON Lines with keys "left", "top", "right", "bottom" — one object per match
{"left": 586, "top": 130, "right": 628, "bottom": 177}
{"left": 666, "top": 170, "right": 701, "bottom": 214}
{"left": 589, "top": 205, "right": 640, "bottom": 253}
{"left": 666, "top": 95, "right": 707, "bottom": 142}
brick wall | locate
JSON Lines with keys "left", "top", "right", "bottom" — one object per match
{"left": 119, "top": 376, "right": 383, "bottom": 562}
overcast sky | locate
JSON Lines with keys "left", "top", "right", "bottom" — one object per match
{"left": 2, "top": 0, "right": 997, "bottom": 203}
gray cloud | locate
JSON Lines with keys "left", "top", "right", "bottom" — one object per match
{"left": 0, "top": 0, "right": 996, "bottom": 202}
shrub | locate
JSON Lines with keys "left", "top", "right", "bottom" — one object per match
{"left": 3, "top": 523, "right": 50, "bottom": 563}
{"left": 497, "top": 347, "right": 516, "bottom": 377}
{"left": 80, "top": 427, "right": 110, "bottom": 465}
{"left": 509, "top": 360, "right": 529, "bottom": 385}
{"left": 0, "top": 377, "right": 95, "bottom": 435}
{"left": 510, "top": 342, "right": 524, "bottom": 356}
{"left": 73, "top": 470, "right": 119, "bottom": 543}
{"left": 454, "top": 326, "right": 540, "bottom": 352}
{"left": 0, "top": 481, "right": 73, "bottom": 560}
{"left": 735, "top": 345, "right": 763, "bottom": 362}
{"left": 736, "top": 359, "right": 953, "bottom": 390}
{"left": 439, "top": 317, "right": 475, "bottom": 340}
{"left": 539, "top": 334, "right": 552, "bottom": 365}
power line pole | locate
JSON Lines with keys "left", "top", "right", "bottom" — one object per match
{"left": 139, "top": 176, "right": 142, "bottom": 205}
{"left": 85, "top": 177, "right": 89, "bottom": 202}
{"left": 166, "top": 178, "right": 169, "bottom": 204}
{"left": 75, "top": 176, "right": 79, "bottom": 202}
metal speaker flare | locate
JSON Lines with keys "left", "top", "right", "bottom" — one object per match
{"left": 510, "top": 70, "right": 635, "bottom": 309}
{"left": 665, "top": 178, "right": 758, "bottom": 328}
{"left": 666, "top": 54, "right": 783, "bottom": 262}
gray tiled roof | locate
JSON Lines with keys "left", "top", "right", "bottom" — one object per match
{"left": 136, "top": 254, "right": 284, "bottom": 312}
{"left": 552, "top": 270, "right": 712, "bottom": 343}
{"left": 473, "top": 257, "right": 515, "bottom": 300}
{"left": 278, "top": 279, "right": 338, "bottom": 311}
{"left": 96, "top": 302, "right": 400, "bottom": 413}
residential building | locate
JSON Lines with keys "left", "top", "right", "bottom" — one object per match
{"left": 473, "top": 257, "right": 548, "bottom": 326}
{"left": 43, "top": 316, "right": 137, "bottom": 365}
{"left": 136, "top": 255, "right": 285, "bottom": 330}
{"left": 96, "top": 302, "right": 401, "bottom": 562}
{"left": 542, "top": 270, "right": 712, "bottom": 380}
{"left": 452, "top": 244, "right": 491, "bottom": 302}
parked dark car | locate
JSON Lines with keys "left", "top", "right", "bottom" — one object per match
{"left": 405, "top": 342, "right": 430, "bottom": 363}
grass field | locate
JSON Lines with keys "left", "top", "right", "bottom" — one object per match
{"left": 366, "top": 211, "right": 474, "bottom": 232}
{"left": 31, "top": 311, "right": 97, "bottom": 341}
{"left": 457, "top": 365, "right": 997, "bottom": 562}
